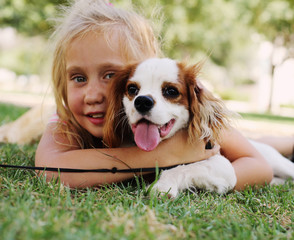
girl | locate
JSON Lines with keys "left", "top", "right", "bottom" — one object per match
{"left": 35, "top": 0, "right": 274, "bottom": 190}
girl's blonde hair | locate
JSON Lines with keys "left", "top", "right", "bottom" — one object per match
{"left": 51, "top": 0, "right": 162, "bottom": 148}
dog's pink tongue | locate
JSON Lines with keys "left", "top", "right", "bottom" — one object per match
{"left": 134, "top": 121, "right": 160, "bottom": 152}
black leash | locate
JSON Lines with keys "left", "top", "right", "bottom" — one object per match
{"left": 0, "top": 164, "right": 180, "bottom": 174}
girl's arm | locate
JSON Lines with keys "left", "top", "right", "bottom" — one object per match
{"left": 219, "top": 127, "right": 273, "bottom": 190}
{"left": 35, "top": 123, "right": 219, "bottom": 188}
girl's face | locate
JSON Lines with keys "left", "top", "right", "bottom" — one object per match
{"left": 66, "top": 32, "right": 124, "bottom": 138}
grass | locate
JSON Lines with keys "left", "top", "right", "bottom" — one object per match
{"left": 0, "top": 103, "right": 294, "bottom": 239}
{"left": 239, "top": 112, "right": 294, "bottom": 125}
{"left": 0, "top": 103, "right": 29, "bottom": 125}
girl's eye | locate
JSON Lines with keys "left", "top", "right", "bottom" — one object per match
{"left": 72, "top": 76, "right": 86, "bottom": 83}
{"left": 162, "top": 86, "right": 179, "bottom": 98}
{"left": 104, "top": 72, "right": 115, "bottom": 80}
{"left": 127, "top": 84, "right": 139, "bottom": 96}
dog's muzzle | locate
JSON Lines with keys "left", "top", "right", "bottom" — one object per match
{"left": 134, "top": 96, "right": 154, "bottom": 114}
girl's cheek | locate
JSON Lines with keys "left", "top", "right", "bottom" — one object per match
{"left": 67, "top": 88, "right": 82, "bottom": 112}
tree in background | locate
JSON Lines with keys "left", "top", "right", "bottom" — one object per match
{"left": 0, "top": 0, "right": 66, "bottom": 36}
{"left": 0, "top": 0, "right": 67, "bottom": 76}
{"left": 238, "top": 0, "right": 294, "bottom": 111}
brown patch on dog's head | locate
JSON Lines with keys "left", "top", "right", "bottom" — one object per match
{"left": 103, "top": 63, "right": 138, "bottom": 148}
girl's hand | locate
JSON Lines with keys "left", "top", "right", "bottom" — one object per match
{"left": 159, "top": 129, "right": 219, "bottom": 165}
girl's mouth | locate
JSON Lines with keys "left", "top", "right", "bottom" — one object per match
{"left": 86, "top": 112, "right": 105, "bottom": 125}
{"left": 88, "top": 113, "right": 104, "bottom": 119}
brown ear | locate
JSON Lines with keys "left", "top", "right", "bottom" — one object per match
{"left": 182, "top": 62, "right": 231, "bottom": 144}
{"left": 181, "top": 62, "right": 203, "bottom": 143}
{"left": 103, "top": 63, "right": 137, "bottom": 147}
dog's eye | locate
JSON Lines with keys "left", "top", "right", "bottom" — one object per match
{"left": 127, "top": 84, "right": 139, "bottom": 96}
{"left": 162, "top": 86, "right": 179, "bottom": 98}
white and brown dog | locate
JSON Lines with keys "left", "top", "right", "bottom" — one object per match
{"left": 103, "top": 58, "right": 294, "bottom": 197}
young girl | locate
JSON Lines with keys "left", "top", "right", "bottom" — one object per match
{"left": 35, "top": 0, "right": 274, "bottom": 191}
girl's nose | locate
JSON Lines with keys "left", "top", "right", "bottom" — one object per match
{"left": 84, "top": 82, "right": 106, "bottom": 105}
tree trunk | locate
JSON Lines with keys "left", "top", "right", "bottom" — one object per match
{"left": 266, "top": 63, "right": 275, "bottom": 113}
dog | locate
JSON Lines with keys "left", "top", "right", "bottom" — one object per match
{"left": 0, "top": 103, "right": 55, "bottom": 145}
{"left": 103, "top": 57, "right": 294, "bottom": 197}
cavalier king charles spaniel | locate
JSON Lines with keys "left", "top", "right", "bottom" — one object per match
{"left": 103, "top": 58, "right": 294, "bottom": 197}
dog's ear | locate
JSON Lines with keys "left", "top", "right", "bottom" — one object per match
{"left": 103, "top": 63, "right": 138, "bottom": 147}
{"left": 182, "top": 62, "right": 231, "bottom": 144}
{"left": 179, "top": 62, "right": 203, "bottom": 143}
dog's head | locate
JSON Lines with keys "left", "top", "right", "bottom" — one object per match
{"left": 103, "top": 58, "right": 231, "bottom": 151}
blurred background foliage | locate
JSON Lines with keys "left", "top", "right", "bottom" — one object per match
{"left": 0, "top": 0, "right": 293, "bottom": 112}
{"left": 0, "top": 0, "right": 67, "bottom": 36}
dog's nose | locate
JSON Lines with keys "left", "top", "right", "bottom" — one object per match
{"left": 134, "top": 96, "right": 154, "bottom": 114}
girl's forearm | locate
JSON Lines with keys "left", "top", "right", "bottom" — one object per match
{"left": 37, "top": 146, "right": 174, "bottom": 188}
{"left": 37, "top": 141, "right": 217, "bottom": 188}
{"left": 36, "top": 128, "right": 218, "bottom": 188}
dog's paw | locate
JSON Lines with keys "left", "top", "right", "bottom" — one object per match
{"left": 191, "top": 177, "right": 233, "bottom": 194}
{"left": 188, "top": 155, "right": 237, "bottom": 194}
{"left": 149, "top": 168, "right": 185, "bottom": 198}
{"left": 149, "top": 155, "right": 237, "bottom": 197}
{"left": 150, "top": 181, "right": 179, "bottom": 198}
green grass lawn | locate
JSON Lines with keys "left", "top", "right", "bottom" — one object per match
{"left": 0, "top": 103, "right": 293, "bottom": 239}
{"left": 239, "top": 112, "right": 294, "bottom": 125}
{"left": 0, "top": 103, "right": 29, "bottom": 125}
